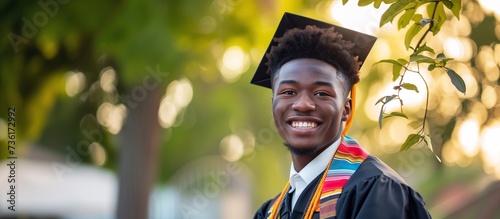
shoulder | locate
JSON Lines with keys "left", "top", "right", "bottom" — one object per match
{"left": 345, "top": 155, "right": 406, "bottom": 189}
{"left": 336, "top": 155, "right": 432, "bottom": 218}
{"left": 253, "top": 196, "right": 277, "bottom": 219}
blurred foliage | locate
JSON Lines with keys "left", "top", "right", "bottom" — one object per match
{"left": 0, "top": 0, "right": 499, "bottom": 217}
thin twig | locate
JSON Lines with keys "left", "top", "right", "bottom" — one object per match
{"left": 414, "top": 2, "right": 439, "bottom": 51}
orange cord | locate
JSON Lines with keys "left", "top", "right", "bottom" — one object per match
{"left": 303, "top": 156, "right": 333, "bottom": 218}
{"left": 268, "top": 182, "right": 290, "bottom": 219}
{"left": 268, "top": 144, "right": 339, "bottom": 219}
{"left": 342, "top": 84, "right": 356, "bottom": 137}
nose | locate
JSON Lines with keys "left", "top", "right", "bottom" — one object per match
{"left": 292, "top": 92, "right": 315, "bottom": 112}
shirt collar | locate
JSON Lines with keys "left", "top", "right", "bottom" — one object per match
{"left": 288, "top": 137, "right": 342, "bottom": 192}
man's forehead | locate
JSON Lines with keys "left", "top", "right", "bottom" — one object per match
{"left": 280, "top": 58, "right": 338, "bottom": 73}
{"left": 274, "top": 61, "right": 351, "bottom": 96}
{"left": 274, "top": 60, "right": 343, "bottom": 85}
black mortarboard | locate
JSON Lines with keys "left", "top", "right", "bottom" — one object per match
{"left": 250, "top": 12, "right": 377, "bottom": 89}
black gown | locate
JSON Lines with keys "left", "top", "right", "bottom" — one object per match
{"left": 254, "top": 156, "right": 432, "bottom": 219}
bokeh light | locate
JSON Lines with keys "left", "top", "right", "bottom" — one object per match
{"left": 456, "top": 118, "right": 480, "bottom": 157}
{"left": 328, "top": 0, "right": 387, "bottom": 35}
{"left": 99, "top": 67, "right": 117, "bottom": 93}
{"left": 65, "top": 71, "right": 86, "bottom": 97}
{"left": 219, "top": 46, "right": 250, "bottom": 83}
{"left": 220, "top": 134, "right": 244, "bottom": 162}
{"left": 477, "top": 0, "right": 500, "bottom": 19}
{"left": 481, "top": 85, "right": 497, "bottom": 109}
{"left": 234, "top": 129, "right": 256, "bottom": 156}
{"left": 477, "top": 46, "right": 500, "bottom": 82}
{"left": 90, "top": 142, "right": 107, "bottom": 166}
{"left": 158, "top": 78, "right": 193, "bottom": 128}
{"left": 480, "top": 121, "right": 500, "bottom": 179}
{"left": 96, "top": 102, "right": 127, "bottom": 135}
{"left": 444, "top": 37, "right": 474, "bottom": 62}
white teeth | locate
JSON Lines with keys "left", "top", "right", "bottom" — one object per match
{"left": 291, "top": 121, "right": 317, "bottom": 129}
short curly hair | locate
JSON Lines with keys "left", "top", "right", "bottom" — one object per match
{"left": 266, "top": 25, "right": 361, "bottom": 95}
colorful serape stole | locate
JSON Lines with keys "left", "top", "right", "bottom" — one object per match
{"left": 266, "top": 136, "right": 369, "bottom": 219}
{"left": 319, "top": 136, "right": 369, "bottom": 218}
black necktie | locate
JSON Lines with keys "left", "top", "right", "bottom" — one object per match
{"left": 279, "top": 190, "right": 293, "bottom": 219}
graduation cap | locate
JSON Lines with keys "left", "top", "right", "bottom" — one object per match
{"left": 250, "top": 12, "right": 377, "bottom": 136}
{"left": 250, "top": 12, "right": 377, "bottom": 89}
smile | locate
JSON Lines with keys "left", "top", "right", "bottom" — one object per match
{"left": 290, "top": 121, "right": 318, "bottom": 129}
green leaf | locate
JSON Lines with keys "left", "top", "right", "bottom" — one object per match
{"left": 436, "top": 52, "right": 446, "bottom": 60}
{"left": 405, "top": 23, "right": 423, "bottom": 49}
{"left": 407, "top": 121, "right": 421, "bottom": 129}
{"left": 423, "top": 134, "right": 442, "bottom": 162}
{"left": 375, "top": 95, "right": 397, "bottom": 105}
{"left": 359, "top": 0, "right": 374, "bottom": 6}
{"left": 443, "top": 0, "right": 453, "bottom": 9}
{"left": 450, "top": 0, "right": 461, "bottom": 19}
{"left": 375, "top": 59, "right": 404, "bottom": 66}
{"left": 375, "top": 96, "right": 387, "bottom": 105}
{"left": 422, "top": 134, "right": 431, "bottom": 149}
{"left": 445, "top": 68, "right": 466, "bottom": 94}
{"left": 428, "top": 63, "right": 436, "bottom": 71}
{"left": 397, "top": 58, "right": 409, "bottom": 65}
{"left": 400, "top": 134, "right": 421, "bottom": 151}
{"left": 374, "top": 59, "right": 408, "bottom": 81}
{"left": 401, "top": 83, "right": 419, "bottom": 93}
{"left": 380, "top": 0, "right": 416, "bottom": 26}
{"left": 382, "top": 0, "right": 397, "bottom": 3}
{"left": 413, "top": 44, "right": 435, "bottom": 56}
{"left": 398, "top": 8, "right": 416, "bottom": 29}
{"left": 378, "top": 107, "right": 384, "bottom": 128}
{"left": 384, "top": 111, "right": 409, "bottom": 119}
{"left": 393, "top": 64, "right": 403, "bottom": 81}
{"left": 410, "top": 54, "right": 435, "bottom": 63}
{"left": 374, "top": 0, "right": 383, "bottom": 8}
{"left": 412, "top": 13, "right": 423, "bottom": 22}
{"left": 395, "top": 59, "right": 407, "bottom": 81}
{"left": 385, "top": 95, "right": 397, "bottom": 104}
{"left": 428, "top": 2, "right": 446, "bottom": 35}
{"left": 342, "top": 0, "right": 348, "bottom": 5}
{"left": 436, "top": 53, "right": 454, "bottom": 66}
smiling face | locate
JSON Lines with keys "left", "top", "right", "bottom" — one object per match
{"left": 272, "top": 58, "right": 351, "bottom": 157}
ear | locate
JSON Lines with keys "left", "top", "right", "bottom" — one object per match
{"left": 342, "top": 98, "right": 352, "bottom": 121}
{"left": 271, "top": 91, "right": 275, "bottom": 113}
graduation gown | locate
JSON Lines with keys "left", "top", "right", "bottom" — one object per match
{"left": 254, "top": 156, "right": 432, "bottom": 219}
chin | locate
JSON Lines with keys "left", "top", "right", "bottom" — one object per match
{"left": 283, "top": 142, "right": 320, "bottom": 156}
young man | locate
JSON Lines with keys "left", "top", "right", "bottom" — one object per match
{"left": 251, "top": 13, "right": 432, "bottom": 219}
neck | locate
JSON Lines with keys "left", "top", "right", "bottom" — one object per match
{"left": 290, "top": 134, "right": 343, "bottom": 172}
{"left": 291, "top": 153, "right": 317, "bottom": 172}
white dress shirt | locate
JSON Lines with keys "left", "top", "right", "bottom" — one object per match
{"left": 288, "top": 138, "right": 341, "bottom": 209}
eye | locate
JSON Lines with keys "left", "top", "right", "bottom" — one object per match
{"left": 314, "top": 91, "right": 331, "bottom": 97}
{"left": 279, "top": 90, "right": 296, "bottom": 96}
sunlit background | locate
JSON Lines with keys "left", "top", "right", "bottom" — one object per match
{"left": 0, "top": 0, "right": 499, "bottom": 218}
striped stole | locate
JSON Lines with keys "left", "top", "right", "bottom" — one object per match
{"left": 265, "top": 136, "right": 368, "bottom": 219}
{"left": 319, "top": 136, "right": 369, "bottom": 218}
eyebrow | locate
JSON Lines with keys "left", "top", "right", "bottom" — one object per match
{"left": 313, "top": 81, "right": 333, "bottom": 87}
{"left": 278, "top": 80, "right": 334, "bottom": 88}
{"left": 278, "top": 80, "right": 298, "bottom": 86}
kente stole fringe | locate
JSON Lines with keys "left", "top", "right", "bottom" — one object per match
{"left": 267, "top": 136, "right": 369, "bottom": 219}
